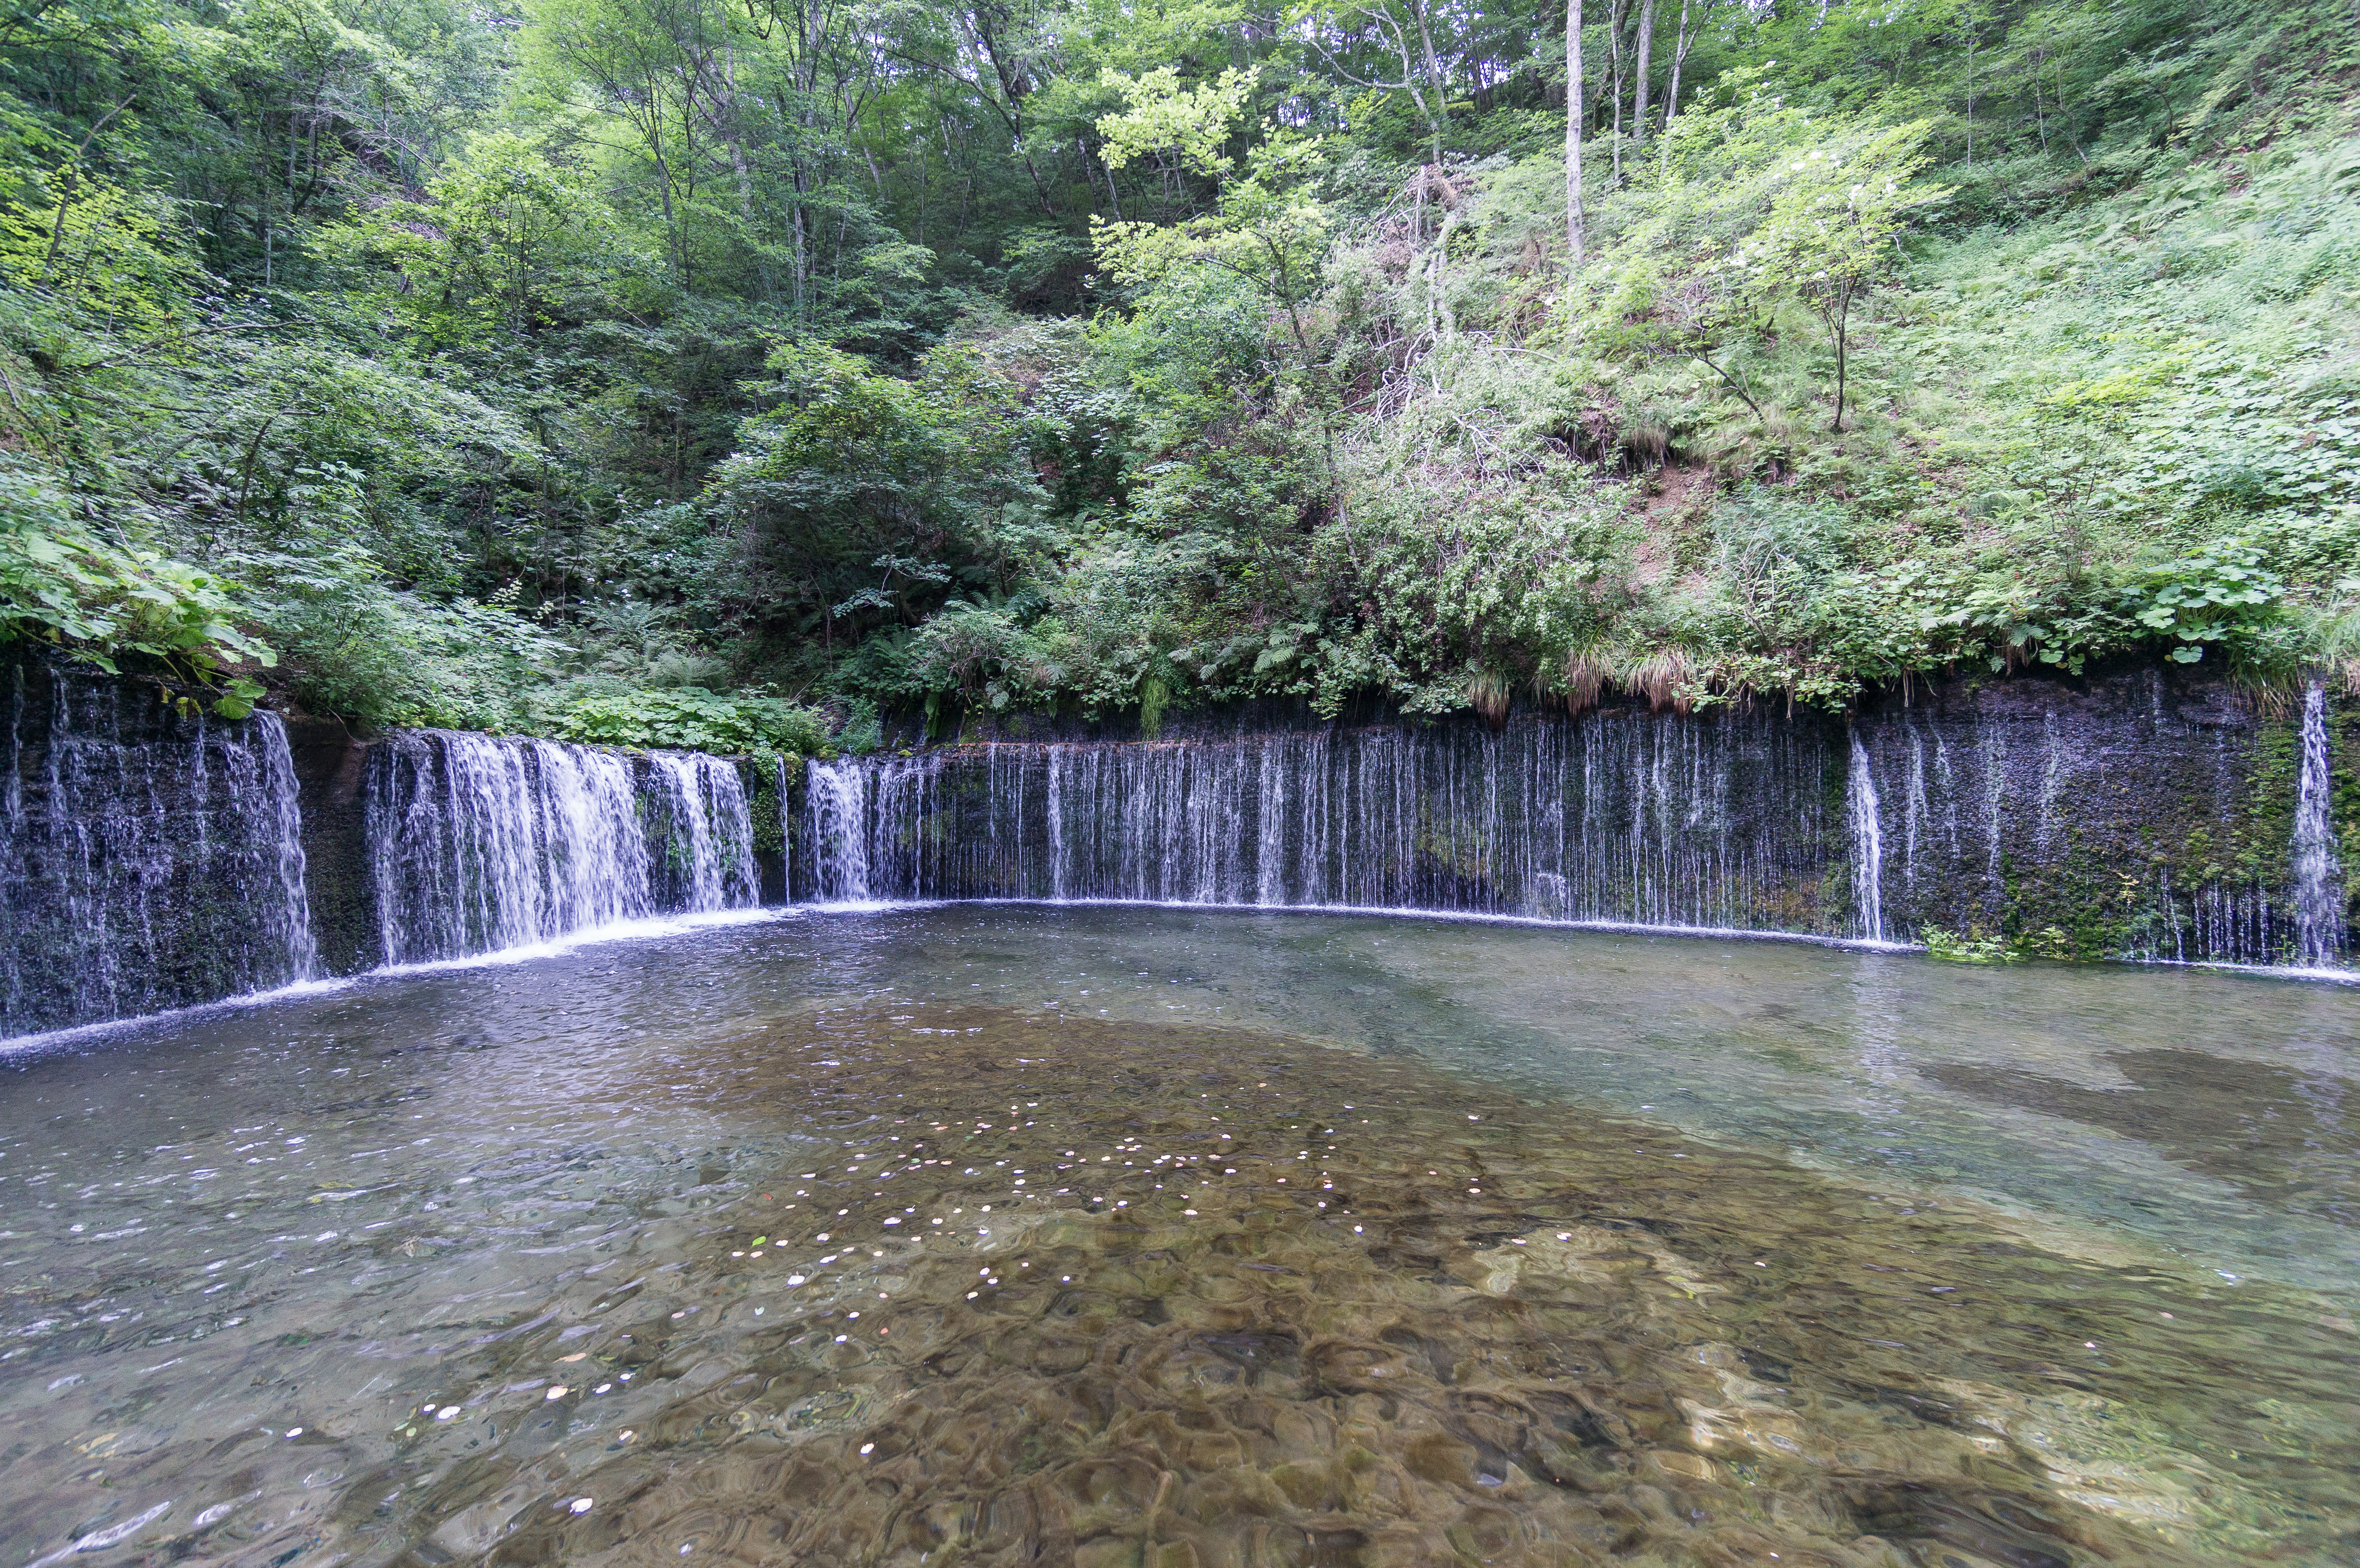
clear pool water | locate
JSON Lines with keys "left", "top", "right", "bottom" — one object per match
{"left": 1, "top": 907, "right": 2353, "bottom": 1566}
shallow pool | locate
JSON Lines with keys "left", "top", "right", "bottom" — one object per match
{"left": 2, "top": 908, "right": 2353, "bottom": 1566}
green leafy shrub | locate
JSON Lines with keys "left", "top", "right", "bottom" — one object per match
{"left": 1, "top": 462, "right": 274, "bottom": 716}
{"left": 270, "top": 583, "right": 564, "bottom": 733}
{"left": 2120, "top": 539, "right": 2289, "bottom": 666}
{"left": 1923, "top": 927, "right": 2024, "bottom": 965}
{"left": 553, "top": 686, "right": 830, "bottom": 756}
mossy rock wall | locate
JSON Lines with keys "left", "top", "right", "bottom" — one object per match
{"left": 800, "top": 668, "right": 2353, "bottom": 967}
{"left": 285, "top": 716, "right": 381, "bottom": 977}
{"left": 1855, "top": 670, "right": 2353, "bottom": 964}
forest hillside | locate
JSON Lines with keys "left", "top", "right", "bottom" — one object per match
{"left": 2, "top": 0, "right": 2356, "bottom": 748}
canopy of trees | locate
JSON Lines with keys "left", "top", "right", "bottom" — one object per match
{"left": 3, "top": 0, "right": 2355, "bottom": 738}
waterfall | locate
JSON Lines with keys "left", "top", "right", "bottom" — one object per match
{"left": 648, "top": 752, "right": 759, "bottom": 912}
{"left": 1847, "top": 730, "right": 1887, "bottom": 943}
{"left": 2, "top": 659, "right": 315, "bottom": 1037}
{"left": 2293, "top": 683, "right": 2347, "bottom": 969}
{"left": 369, "top": 731, "right": 649, "bottom": 964}
{"left": 773, "top": 752, "right": 795, "bottom": 894}
{"left": 807, "top": 759, "right": 873, "bottom": 902}
{"left": 794, "top": 686, "right": 2352, "bottom": 969}
{"left": 367, "top": 730, "right": 757, "bottom": 965}
{"left": 9, "top": 653, "right": 2349, "bottom": 1034}
{"left": 798, "top": 714, "right": 1835, "bottom": 933}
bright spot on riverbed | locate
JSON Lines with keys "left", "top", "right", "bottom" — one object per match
{"left": 547, "top": 1387, "right": 566, "bottom": 1400}
{"left": 569, "top": 1497, "right": 594, "bottom": 1514}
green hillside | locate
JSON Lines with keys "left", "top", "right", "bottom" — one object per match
{"left": 3, "top": 0, "right": 2354, "bottom": 742}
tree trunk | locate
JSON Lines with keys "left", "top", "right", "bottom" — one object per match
{"left": 1605, "top": 0, "right": 1628, "bottom": 182}
{"left": 1566, "top": 0, "right": 1585, "bottom": 263}
{"left": 1830, "top": 281, "right": 1853, "bottom": 431}
{"left": 1631, "top": 0, "right": 1657, "bottom": 149}
{"left": 1965, "top": 15, "right": 1977, "bottom": 167}
{"left": 1660, "top": 0, "right": 1696, "bottom": 173}
{"left": 1411, "top": 0, "right": 1449, "bottom": 162}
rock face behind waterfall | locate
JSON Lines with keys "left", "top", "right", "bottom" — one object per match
{"left": 1, "top": 651, "right": 316, "bottom": 1037}
{"left": 1857, "top": 673, "right": 2349, "bottom": 964}
{"left": 799, "top": 667, "right": 2356, "bottom": 968}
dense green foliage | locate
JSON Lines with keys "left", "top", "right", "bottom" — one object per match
{"left": 2, "top": 0, "right": 2354, "bottom": 736}
{"left": 554, "top": 686, "right": 828, "bottom": 753}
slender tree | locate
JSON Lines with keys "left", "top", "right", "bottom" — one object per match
{"left": 1631, "top": 0, "right": 1658, "bottom": 148}
{"left": 1604, "top": 0, "right": 1626, "bottom": 181}
{"left": 1566, "top": 0, "right": 1584, "bottom": 261}
{"left": 1659, "top": 0, "right": 1706, "bottom": 173}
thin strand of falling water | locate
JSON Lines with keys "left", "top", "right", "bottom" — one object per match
{"left": 2293, "top": 681, "right": 2348, "bottom": 970}
{"left": 1847, "top": 728, "right": 1887, "bottom": 944}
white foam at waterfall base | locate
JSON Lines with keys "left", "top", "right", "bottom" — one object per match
{"left": 794, "top": 893, "right": 1920, "bottom": 952}
{"left": 3, "top": 906, "right": 798, "bottom": 1052}
{"left": 369, "top": 906, "right": 784, "bottom": 977}
{"left": 0, "top": 976, "right": 354, "bottom": 1056}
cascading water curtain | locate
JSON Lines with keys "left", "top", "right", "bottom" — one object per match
{"left": 792, "top": 686, "right": 2351, "bottom": 969}
{"left": 367, "top": 732, "right": 762, "bottom": 965}
{"left": 1, "top": 661, "right": 315, "bottom": 1036}
{"left": 805, "top": 759, "right": 874, "bottom": 902}
{"left": 368, "top": 730, "right": 653, "bottom": 963}
{"left": 646, "top": 752, "right": 761, "bottom": 913}
{"left": 801, "top": 715, "right": 1839, "bottom": 932}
